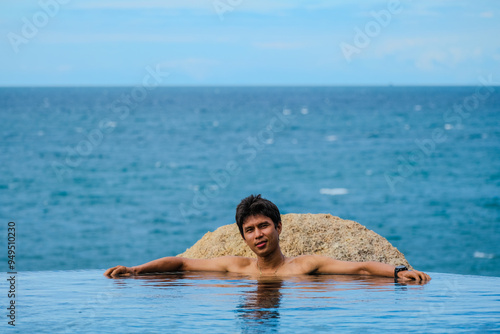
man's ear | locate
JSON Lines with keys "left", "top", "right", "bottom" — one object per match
{"left": 276, "top": 221, "right": 282, "bottom": 235}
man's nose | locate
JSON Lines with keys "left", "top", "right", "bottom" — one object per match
{"left": 255, "top": 228, "right": 264, "bottom": 238}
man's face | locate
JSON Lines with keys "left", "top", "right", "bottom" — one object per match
{"left": 241, "top": 214, "right": 282, "bottom": 257}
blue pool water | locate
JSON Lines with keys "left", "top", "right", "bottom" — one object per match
{"left": 0, "top": 86, "right": 499, "bottom": 276}
{"left": 5, "top": 270, "right": 500, "bottom": 333}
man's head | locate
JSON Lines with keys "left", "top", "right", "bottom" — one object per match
{"left": 235, "top": 194, "right": 281, "bottom": 239}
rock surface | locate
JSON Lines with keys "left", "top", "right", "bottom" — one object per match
{"left": 177, "top": 213, "right": 412, "bottom": 269}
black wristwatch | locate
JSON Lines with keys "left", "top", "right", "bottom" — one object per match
{"left": 394, "top": 265, "right": 408, "bottom": 280}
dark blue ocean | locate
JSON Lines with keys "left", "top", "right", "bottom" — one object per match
{"left": 1, "top": 87, "right": 499, "bottom": 276}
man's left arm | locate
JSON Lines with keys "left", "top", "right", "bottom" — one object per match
{"left": 307, "top": 256, "right": 431, "bottom": 281}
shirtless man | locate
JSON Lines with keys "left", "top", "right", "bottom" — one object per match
{"left": 105, "top": 194, "right": 431, "bottom": 281}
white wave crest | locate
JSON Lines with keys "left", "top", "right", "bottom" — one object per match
{"left": 474, "top": 251, "right": 495, "bottom": 259}
{"left": 320, "top": 188, "right": 348, "bottom": 196}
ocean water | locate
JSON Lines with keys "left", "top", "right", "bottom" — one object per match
{"left": 0, "top": 87, "right": 499, "bottom": 276}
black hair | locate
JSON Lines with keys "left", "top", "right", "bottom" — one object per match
{"left": 235, "top": 194, "right": 281, "bottom": 238}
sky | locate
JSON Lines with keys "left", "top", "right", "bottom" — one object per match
{"left": 1, "top": 0, "right": 499, "bottom": 86}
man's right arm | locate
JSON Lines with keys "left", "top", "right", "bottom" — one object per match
{"left": 104, "top": 256, "right": 244, "bottom": 278}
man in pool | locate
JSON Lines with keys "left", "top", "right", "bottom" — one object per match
{"left": 105, "top": 194, "right": 431, "bottom": 281}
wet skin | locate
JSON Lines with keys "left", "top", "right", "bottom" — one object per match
{"left": 105, "top": 214, "right": 431, "bottom": 282}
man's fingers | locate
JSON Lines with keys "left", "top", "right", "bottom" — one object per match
{"left": 400, "top": 270, "right": 431, "bottom": 281}
{"left": 104, "top": 266, "right": 118, "bottom": 277}
{"left": 111, "top": 266, "right": 126, "bottom": 278}
{"left": 414, "top": 270, "right": 431, "bottom": 281}
{"left": 104, "top": 265, "right": 131, "bottom": 278}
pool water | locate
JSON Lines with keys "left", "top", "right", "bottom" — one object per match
{"left": 8, "top": 270, "right": 500, "bottom": 333}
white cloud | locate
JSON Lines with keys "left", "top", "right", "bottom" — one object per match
{"left": 369, "top": 35, "right": 489, "bottom": 71}
{"left": 253, "top": 42, "right": 305, "bottom": 50}
{"left": 158, "top": 58, "right": 218, "bottom": 80}
{"left": 480, "top": 11, "right": 494, "bottom": 18}
{"left": 373, "top": 38, "right": 428, "bottom": 58}
{"left": 73, "top": 0, "right": 348, "bottom": 13}
{"left": 415, "top": 47, "right": 483, "bottom": 70}
{"left": 74, "top": 0, "right": 212, "bottom": 10}
{"left": 415, "top": 50, "right": 448, "bottom": 70}
{"left": 57, "top": 64, "right": 72, "bottom": 72}
{"left": 37, "top": 32, "right": 230, "bottom": 44}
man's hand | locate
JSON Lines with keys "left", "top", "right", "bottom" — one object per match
{"left": 397, "top": 269, "right": 431, "bottom": 281}
{"left": 104, "top": 265, "right": 134, "bottom": 278}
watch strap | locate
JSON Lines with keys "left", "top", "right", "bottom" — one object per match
{"left": 394, "top": 265, "right": 408, "bottom": 280}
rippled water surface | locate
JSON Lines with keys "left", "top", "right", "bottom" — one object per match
{"left": 9, "top": 270, "right": 500, "bottom": 333}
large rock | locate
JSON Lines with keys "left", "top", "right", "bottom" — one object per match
{"left": 178, "top": 213, "right": 412, "bottom": 269}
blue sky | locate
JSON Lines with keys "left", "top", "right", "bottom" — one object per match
{"left": 1, "top": 0, "right": 499, "bottom": 86}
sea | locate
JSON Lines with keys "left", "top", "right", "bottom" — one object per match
{"left": 1, "top": 86, "right": 499, "bottom": 276}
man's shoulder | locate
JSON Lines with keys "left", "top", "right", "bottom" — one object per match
{"left": 216, "top": 256, "right": 254, "bottom": 267}
{"left": 212, "top": 256, "right": 254, "bottom": 272}
{"left": 281, "top": 255, "right": 325, "bottom": 274}
{"left": 288, "top": 254, "right": 323, "bottom": 263}
{"left": 287, "top": 254, "right": 334, "bottom": 269}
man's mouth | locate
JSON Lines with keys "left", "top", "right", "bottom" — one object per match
{"left": 255, "top": 241, "right": 267, "bottom": 248}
